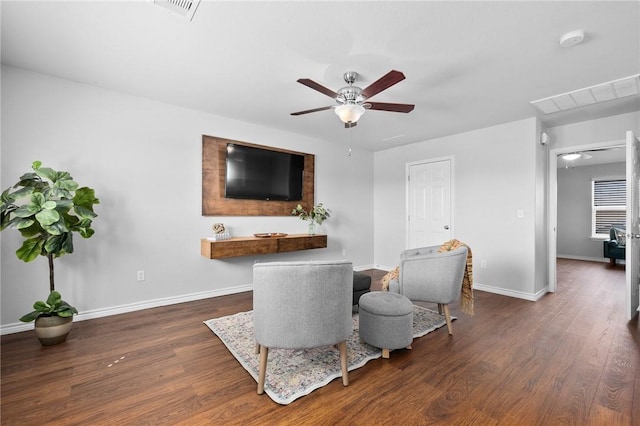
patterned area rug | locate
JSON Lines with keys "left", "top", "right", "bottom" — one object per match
{"left": 204, "top": 305, "right": 451, "bottom": 405}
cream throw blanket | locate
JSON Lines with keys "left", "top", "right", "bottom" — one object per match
{"left": 381, "top": 239, "right": 474, "bottom": 315}
{"left": 438, "top": 239, "right": 474, "bottom": 315}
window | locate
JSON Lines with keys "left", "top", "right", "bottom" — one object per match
{"left": 592, "top": 178, "right": 626, "bottom": 237}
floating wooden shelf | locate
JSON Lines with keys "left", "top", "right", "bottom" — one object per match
{"left": 201, "top": 234, "right": 327, "bottom": 259}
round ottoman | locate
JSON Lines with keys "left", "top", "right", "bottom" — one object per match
{"left": 358, "top": 291, "right": 413, "bottom": 358}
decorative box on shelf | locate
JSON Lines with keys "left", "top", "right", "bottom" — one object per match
{"left": 206, "top": 232, "right": 231, "bottom": 241}
{"left": 200, "top": 233, "right": 327, "bottom": 259}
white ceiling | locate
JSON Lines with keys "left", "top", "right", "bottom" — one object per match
{"left": 2, "top": 1, "right": 639, "bottom": 151}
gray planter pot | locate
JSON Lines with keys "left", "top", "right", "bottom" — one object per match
{"left": 34, "top": 315, "right": 73, "bottom": 346}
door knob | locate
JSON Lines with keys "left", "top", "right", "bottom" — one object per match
{"left": 444, "top": 225, "right": 450, "bottom": 230}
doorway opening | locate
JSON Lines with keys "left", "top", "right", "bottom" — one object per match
{"left": 548, "top": 139, "right": 626, "bottom": 292}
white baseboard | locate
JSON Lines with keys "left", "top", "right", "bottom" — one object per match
{"left": 1, "top": 263, "right": 378, "bottom": 335}
{"left": 557, "top": 254, "right": 619, "bottom": 264}
{"left": 364, "top": 267, "right": 546, "bottom": 301}
{"left": 354, "top": 263, "right": 392, "bottom": 272}
{"left": 372, "top": 264, "right": 395, "bottom": 272}
{"left": 474, "top": 282, "right": 547, "bottom": 302}
{"left": 2, "top": 266, "right": 553, "bottom": 335}
{"left": 0, "top": 283, "right": 253, "bottom": 335}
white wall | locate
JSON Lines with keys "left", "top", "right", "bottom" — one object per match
{"left": 557, "top": 162, "right": 626, "bottom": 261}
{"left": 373, "top": 117, "right": 543, "bottom": 299}
{"left": 0, "top": 66, "right": 374, "bottom": 331}
{"left": 548, "top": 111, "right": 640, "bottom": 150}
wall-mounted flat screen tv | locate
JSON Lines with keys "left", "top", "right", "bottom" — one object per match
{"left": 225, "top": 143, "right": 304, "bottom": 201}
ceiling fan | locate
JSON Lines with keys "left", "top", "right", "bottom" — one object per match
{"left": 560, "top": 146, "right": 624, "bottom": 161}
{"left": 560, "top": 146, "right": 624, "bottom": 168}
{"left": 291, "top": 70, "right": 415, "bottom": 128}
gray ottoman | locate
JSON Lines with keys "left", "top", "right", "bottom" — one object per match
{"left": 358, "top": 291, "right": 414, "bottom": 359}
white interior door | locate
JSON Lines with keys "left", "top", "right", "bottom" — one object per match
{"left": 407, "top": 159, "right": 452, "bottom": 248}
{"left": 625, "top": 131, "right": 640, "bottom": 320}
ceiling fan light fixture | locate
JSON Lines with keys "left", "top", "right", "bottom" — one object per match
{"left": 562, "top": 153, "right": 581, "bottom": 161}
{"left": 335, "top": 104, "right": 365, "bottom": 124}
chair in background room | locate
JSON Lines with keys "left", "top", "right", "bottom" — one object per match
{"left": 603, "top": 226, "right": 626, "bottom": 265}
{"left": 352, "top": 271, "right": 371, "bottom": 308}
{"left": 252, "top": 260, "right": 353, "bottom": 395}
{"left": 388, "top": 245, "right": 468, "bottom": 335}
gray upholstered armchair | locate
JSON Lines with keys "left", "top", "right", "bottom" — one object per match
{"left": 252, "top": 260, "right": 353, "bottom": 395}
{"left": 388, "top": 245, "right": 468, "bottom": 335}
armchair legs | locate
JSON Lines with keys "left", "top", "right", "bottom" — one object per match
{"left": 256, "top": 341, "right": 349, "bottom": 395}
{"left": 437, "top": 303, "right": 454, "bottom": 335}
{"left": 339, "top": 341, "right": 349, "bottom": 386}
{"left": 257, "top": 345, "right": 268, "bottom": 394}
{"left": 443, "top": 304, "right": 453, "bottom": 335}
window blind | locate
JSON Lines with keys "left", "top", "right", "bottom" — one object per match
{"left": 592, "top": 179, "right": 626, "bottom": 236}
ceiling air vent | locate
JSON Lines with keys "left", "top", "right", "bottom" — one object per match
{"left": 153, "top": 0, "right": 201, "bottom": 21}
{"left": 530, "top": 74, "right": 640, "bottom": 114}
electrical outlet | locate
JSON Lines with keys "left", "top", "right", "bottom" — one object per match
{"left": 480, "top": 260, "right": 487, "bottom": 269}
{"left": 342, "top": 249, "right": 347, "bottom": 257}
{"left": 137, "top": 270, "right": 145, "bottom": 281}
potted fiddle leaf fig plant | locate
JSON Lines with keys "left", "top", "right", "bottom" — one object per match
{"left": 291, "top": 203, "right": 331, "bottom": 235}
{"left": 0, "top": 161, "right": 99, "bottom": 345}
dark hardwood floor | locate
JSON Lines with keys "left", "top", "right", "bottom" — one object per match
{"left": 1, "top": 259, "right": 638, "bottom": 425}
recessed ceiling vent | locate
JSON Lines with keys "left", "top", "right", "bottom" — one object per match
{"left": 153, "top": 0, "right": 201, "bottom": 21}
{"left": 530, "top": 74, "right": 640, "bottom": 114}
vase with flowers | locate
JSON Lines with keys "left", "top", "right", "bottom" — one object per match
{"left": 291, "top": 203, "right": 331, "bottom": 235}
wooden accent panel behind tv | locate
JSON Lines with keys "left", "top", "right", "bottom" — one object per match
{"left": 202, "top": 135, "right": 315, "bottom": 216}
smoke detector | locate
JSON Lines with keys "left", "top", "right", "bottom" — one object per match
{"left": 559, "top": 30, "right": 585, "bottom": 47}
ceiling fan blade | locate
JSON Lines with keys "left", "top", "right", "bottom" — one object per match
{"left": 290, "top": 106, "right": 333, "bottom": 116}
{"left": 587, "top": 146, "right": 623, "bottom": 152}
{"left": 367, "top": 102, "right": 415, "bottom": 113}
{"left": 297, "top": 79, "right": 338, "bottom": 98}
{"left": 361, "top": 70, "right": 406, "bottom": 99}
